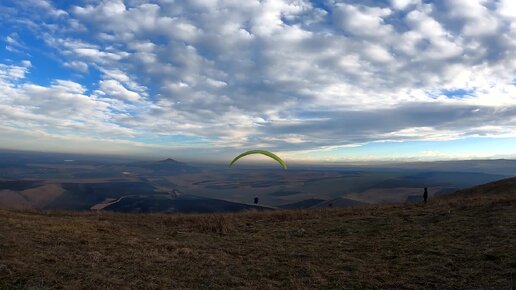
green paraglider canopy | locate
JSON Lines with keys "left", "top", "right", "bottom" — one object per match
{"left": 229, "top": 150, "right": 287, "bottom": 170}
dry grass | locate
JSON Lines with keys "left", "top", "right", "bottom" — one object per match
{"left": 1, "top": 181, "right": 515, "bottom": 289}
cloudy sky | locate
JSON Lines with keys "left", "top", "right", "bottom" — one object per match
{"left": 1, "top": 0, "right": 515, "bottom": 163}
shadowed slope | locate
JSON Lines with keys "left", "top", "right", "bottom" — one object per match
{"left": 445, "top": 176, "right": 516, "bottom": 199}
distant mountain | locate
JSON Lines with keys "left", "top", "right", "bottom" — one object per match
{"left": 159, "top": 158, "right": 181, "bottom": 163}
{"left": 128, "top": 158, "right": 199, "bottom": 175}
{"left": 386, "top": 159, "right": 516, "bottom": 176}
{"left": 371, "top": 171, "right": 507, "bottom": 189}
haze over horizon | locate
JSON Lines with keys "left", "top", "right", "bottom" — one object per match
{"left": 1, "top": 0, "right": 515, "bottom": 162}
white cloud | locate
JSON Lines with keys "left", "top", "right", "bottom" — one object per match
{"left": 443, "top": 0, "right": 499, "bottom": 36}
{"left": 63, "top": 61, "right": 88, "bottom": 72}
{"left": 0, "top": 63, "right": 30, "bottom": 80}
{"left": 334, "top": 4, "right": 393, "bottom": 39}
{"left": 4, "top": 33, "right": 27, "bottom": 53}
{"left": 98, "top": 80, "right": 142, "bottom": 102}
{"left": 497, "top": 0, "right": 516, "bottom": 19}
{"left": 0, "top": 63, "right": 136, "bottom": 138}
{"left": 100, "top": 69, "right": 147, "bottom": 94}
{"left": 0, "top": 125, "right": 187, "bottom": 157}
{"left": 390, "top": 0, "right": 420, "bottom": 10}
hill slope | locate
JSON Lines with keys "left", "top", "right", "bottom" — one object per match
{"left": 445, "top": 176, "right": 516, "bottom": 199}
{"left": 1, "top": 178, "right": 515, "bottom": 289}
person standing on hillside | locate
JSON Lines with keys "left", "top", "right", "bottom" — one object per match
{"left": 254, "top": 196, "right": 259, "bottom": 204}
{"left": 423, "top": 187, "right": 428, "bottom": 204}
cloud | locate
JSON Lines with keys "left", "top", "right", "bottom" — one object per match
{"left": 0, "top": 0, "right": 515, "bottom": 160}
{"left": 334, "top": 3, "right": 393, "bottom": 39}
{"left": 263, "top": 102, "right": 516, "bottom": 148}
{"left": 390, "top": 0, "right": 420, "bottom": 10}
{"left": 63, "top": 61, "right": 88, "bottom": 73}
{"left": 0, "top": 64, "right": 135, "bottom": 138}
{"left": 98, "top": 80, "right": 142, "bottom": 103}
{"left": 0, "top": 62, "right": 30, "bottom": 80}
{"left": 0, "top": 125, "right": 192, "bottom": 157}
{"left": 4, "top": 33, "right": 27, "bottom": 53}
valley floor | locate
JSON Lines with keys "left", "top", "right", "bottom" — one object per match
{"left": 1, "top": 193, "right": 515, "bottom": 289}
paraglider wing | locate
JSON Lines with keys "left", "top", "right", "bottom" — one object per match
{"left": 229, "top": 150, "right": 287, "bottom": 170}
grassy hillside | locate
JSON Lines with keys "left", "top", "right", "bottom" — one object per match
{"left": 445, "top": 176, "right": 516, "bottom": 199}
{"left": 1, "top": 179, "right": 515, "bottom": 289}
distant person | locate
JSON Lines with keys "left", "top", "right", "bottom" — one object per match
{"left": 254, "top": 196, "right": 259, "bottom": 204}
{"left": 328, "top": 202, "right": 333, "bottom": 208}
{"left": 423, "top": 187, "right": 428, "bottom": 204}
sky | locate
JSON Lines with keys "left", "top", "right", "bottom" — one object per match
{"left": 0, "top": 0, "right": 515, "bottom": 163}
